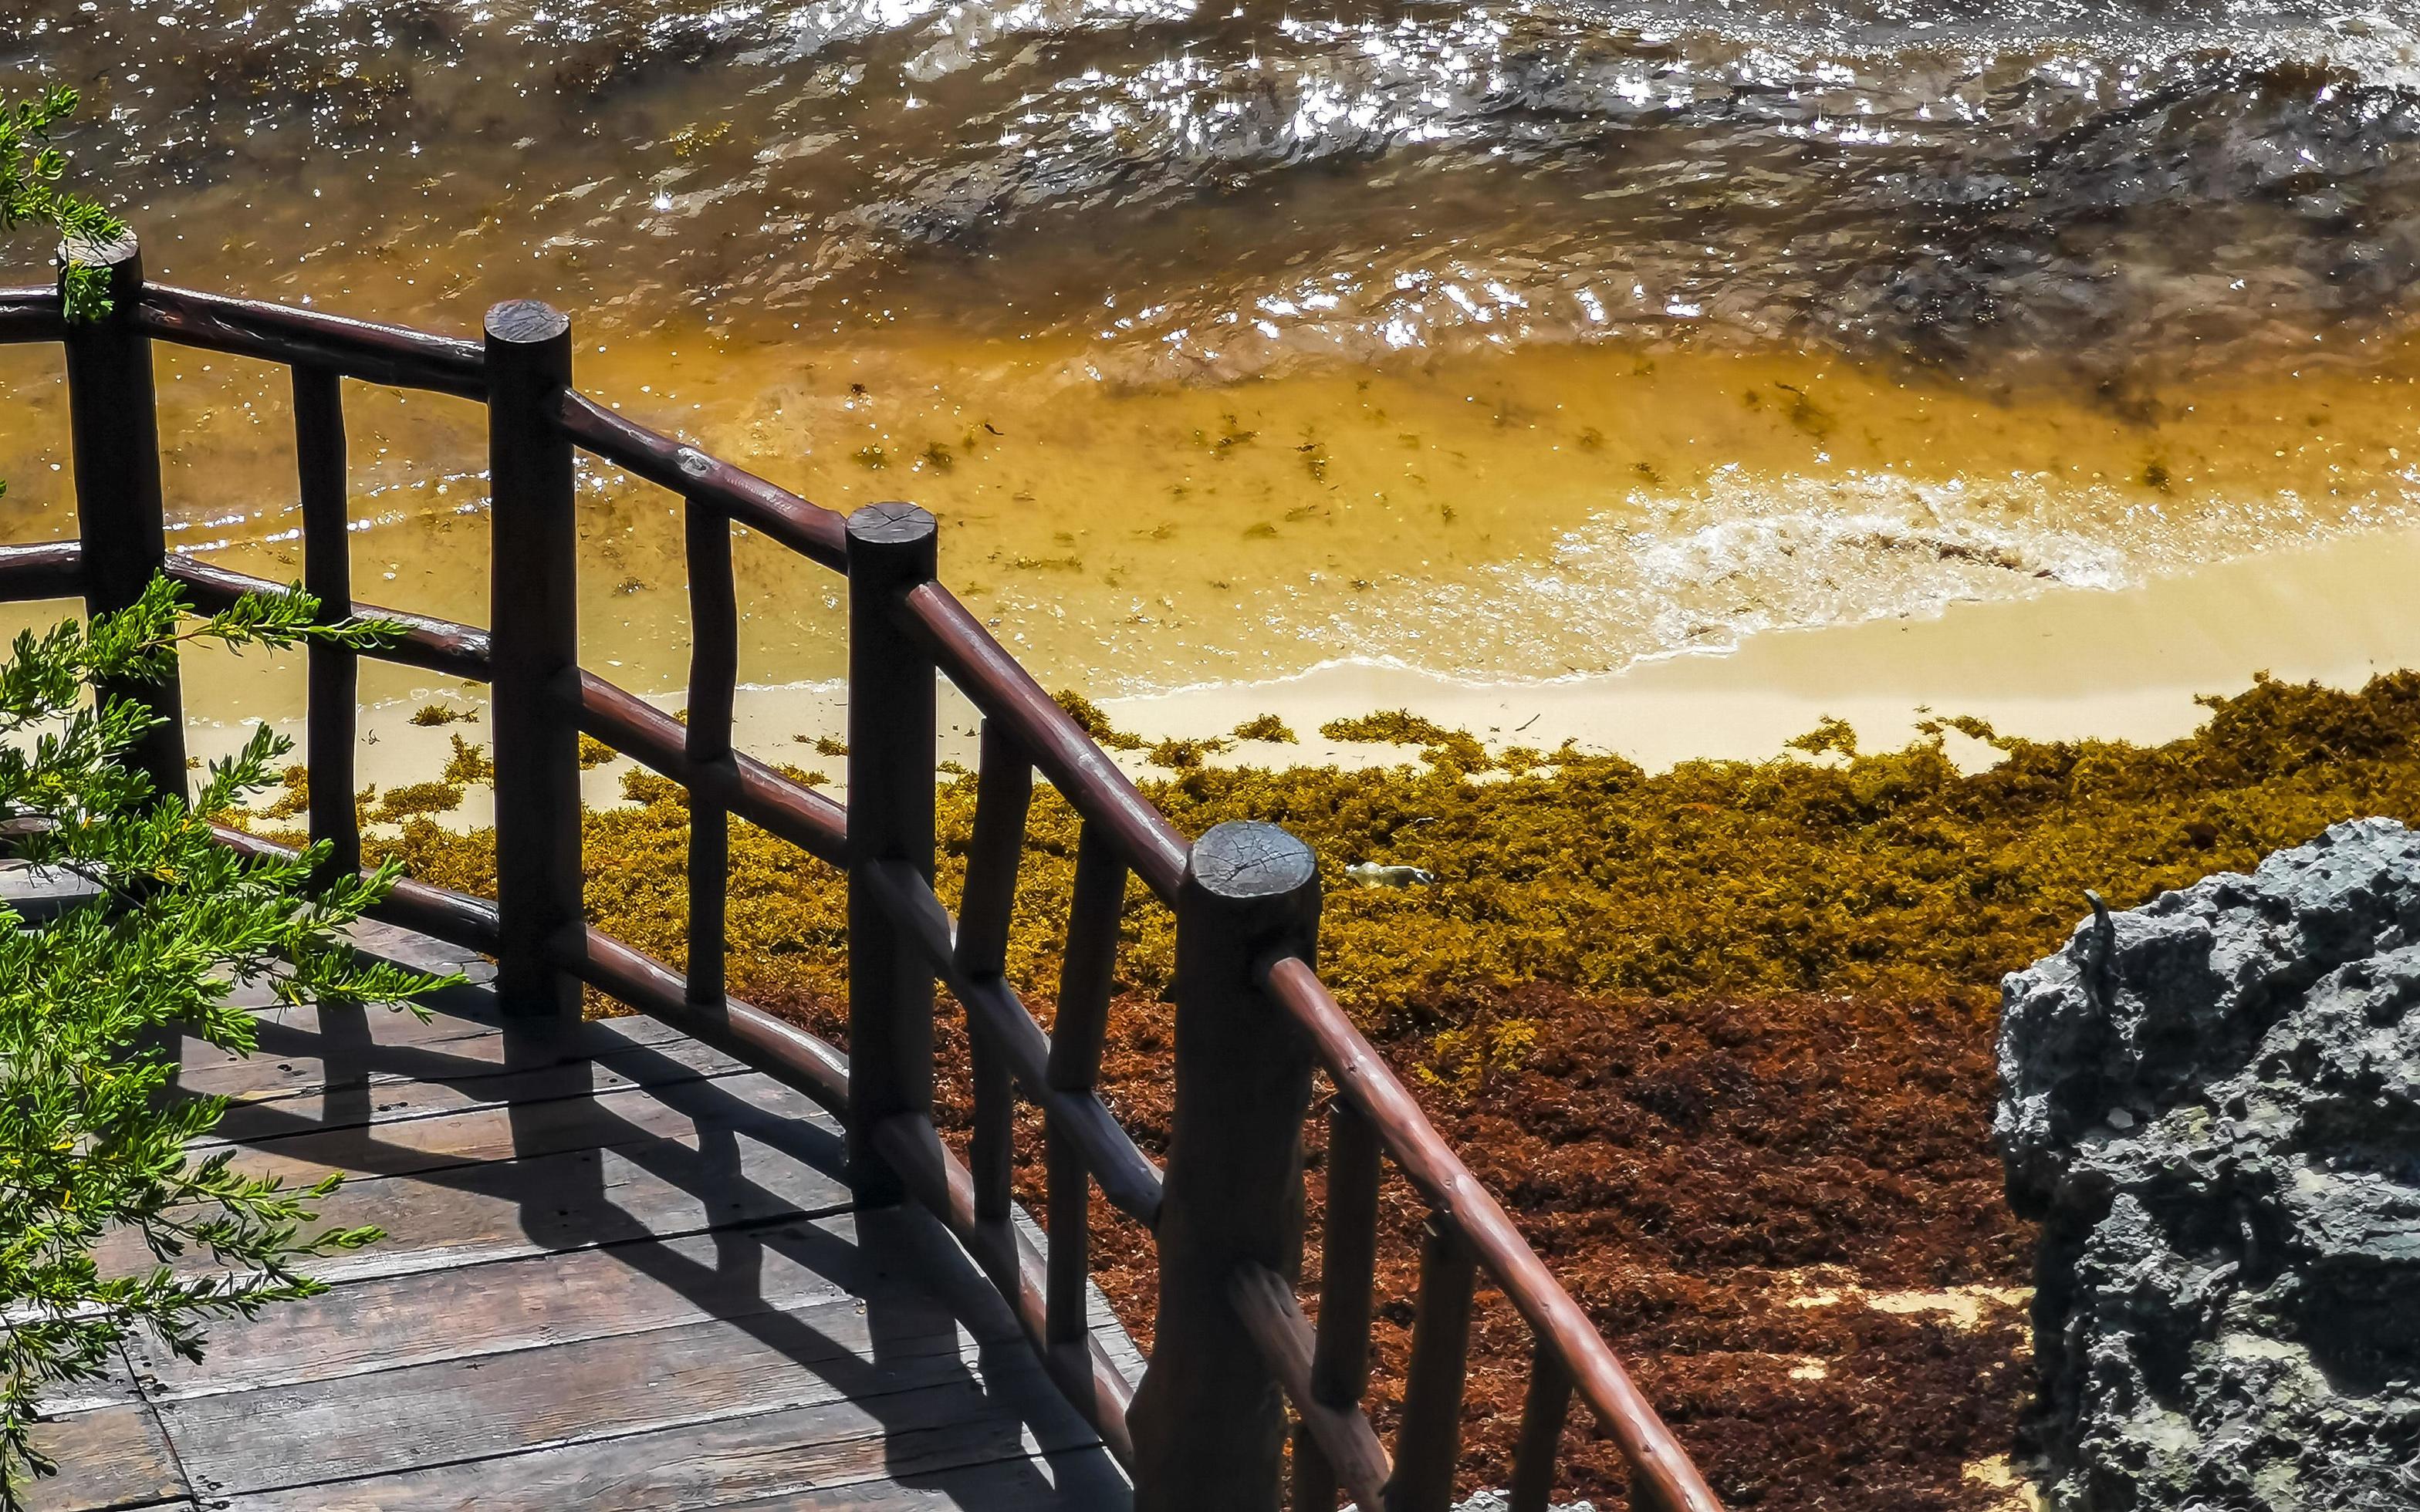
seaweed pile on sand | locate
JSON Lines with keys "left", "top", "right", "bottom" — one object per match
{"left": 268, "top": 670, "right": 2420, "bottom": 1510}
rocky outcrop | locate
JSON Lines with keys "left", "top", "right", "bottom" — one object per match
{"left": 1998, "top": 818, "right": 2420, "bottom": 1511}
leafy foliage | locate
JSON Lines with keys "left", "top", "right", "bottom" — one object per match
{"left": 0, "top": 88, "right": 121, "bottom": 322}
{"left": 0, "top": 579, "right": 455, "bottom": 1507}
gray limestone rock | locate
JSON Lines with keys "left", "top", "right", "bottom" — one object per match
{"left": 1998, "top": 818, "right": 2420, "bottom": 1511}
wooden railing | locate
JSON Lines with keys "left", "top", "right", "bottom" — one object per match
{"left": 0, "top": 231, "right": 1725, "bottom": 1512}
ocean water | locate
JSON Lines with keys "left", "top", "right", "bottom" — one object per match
{"left": 2, "top": 0, "right": 2416, "bottom": 703}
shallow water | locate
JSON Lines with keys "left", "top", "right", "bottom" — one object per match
{"left": 3, "top": 0, "right": 2418, "bottom": 714}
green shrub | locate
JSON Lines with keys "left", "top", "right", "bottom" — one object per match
{"left": 0, "top": 580, "right": 452, "bottom": 1507}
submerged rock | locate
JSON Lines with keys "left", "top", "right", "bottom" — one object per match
{"left": 1998, "top": 818, "right": 2420, "bottom": 1511}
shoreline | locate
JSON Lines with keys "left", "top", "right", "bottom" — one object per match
{"left": 184, "top": 522, "right": 2420, "bottom": 821}
{"left": 1102, "top": 521, "right": 2420, "bottom": 771}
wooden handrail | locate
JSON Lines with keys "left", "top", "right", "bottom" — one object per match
{"left": 0, "top": 286, "right": 64, "bottom": 343}
{"left": 858, "top": 856, "right": 1164, "bottom": 1225}
{"left": 162, "top": 556, "right": 494, "bottom": 681}
{"left": 294, "top": 363, "right": 360, "bottom": 888}
{"left": 209, "top": 826, "right": 851, "bottom": 1115}
{"left": 0, "top": 263, "right": 1729, "bottom": 1512}
{"left": 549, "top": 926, "right": 851, "bottom": 1114}
{"left": 67, "top": 236, "right": 186, "bottom": 796}
{"left": 0, "top": 541, "right": 84, "bottom": 600}
{"left": 571, "top": 672, "right": 849, "bottom": 868}
{"left": 1300, "top": 1096, "right": 1384, "bottom": 1509}
{"left": 1264, "top": 955, "right": 1726, "bottom": 1512}
{"left": 897, "top": 581, "right": 1189, "bottom": 903}
{"left": 208, "top": 824, "right": 503, "bottom": 952}
{"left": 136, "top": 284, "right": 486, "bottom": 400}
{"left": 1228, "top": 1261, "right": 1392, "bottom": 1508}
{"left": 865, "top": 1107, "right": 1141, "bottom": 1465}
{"left": 553, "top": 390, "right": 848, "bottom": 572}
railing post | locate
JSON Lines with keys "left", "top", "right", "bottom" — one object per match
{"left": 1129, "top": 820, "right": 1322, "bottom": 1512}
{"left": 293, "top": 364, "right": 360, "bottom": 889}
{"left": 844, "top": 501, "right": 938, "bottom": 1207}
{"left": 682, "top": 494, "right": 737, "bottom": 1012}
{"left": 485, "top": 300, "right": 583, "bottom": 1017}
{"left": 60, "top": 229, "right": 186, "bottom": 800}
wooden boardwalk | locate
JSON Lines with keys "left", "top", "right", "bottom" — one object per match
{"left": 30, "top": 924, "right": 1138, "bottom": 1512}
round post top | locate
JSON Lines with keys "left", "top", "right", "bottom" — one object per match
{"left": 58, "top": 227, "right": 139, "bottom": 270}
{"left": 485, "top": 299, "right": 570, "bottom": 345}
{"left": 847, "top": 501, "right": 936, "bottom": 545}
{"left": 1187, "top": 820, "right": 1317, "bottom": 902}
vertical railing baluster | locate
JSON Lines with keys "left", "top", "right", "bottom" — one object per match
{"left": 843, "top": 501, "right": 939, "bottom": 1206}
{"left": 1508, "top": 1338, "right": 1575, "bottom": 1512}
{"left": 955, "top": 720, "right": 1033, "bottom": 1291}
{"left": 682, "top": 493, "right": 737, "bottom": 1010}
{"left": 485, "top": 300, "right": 584, "bottom": 1017}
{"left": 1046, "top": 824, "right": 1126, "bottom": 1365}
{"left": 292, "top": 363, "right": 358, "bottom": 887}
{"left": 1129, "top": 820, "right": 1323, "bottom": 1512}
{"left": 1296, "top": 1097, "right": 1384, "bottom": 1510}
{"left": 1386, "top": 1218, "right": 1479, "bottom": 1512}
{"left": 60, "top": 229, "right": 186, "bottom": 799}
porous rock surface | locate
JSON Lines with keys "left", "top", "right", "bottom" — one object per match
{"left": 1999, "top": 817, "right": 2420, "bottom": 1511}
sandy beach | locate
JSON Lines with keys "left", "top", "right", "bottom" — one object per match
{"left": 157, "top": 520, "right": 2420, "bottom": 830}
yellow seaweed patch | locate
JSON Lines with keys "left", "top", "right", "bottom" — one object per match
{"left": 1052, "top": 689, "right": 1146, "bottom": 751}
{"left": 441, "top": 735, "right": 494, "bottom": 787}
{"left": 1320, "top": 708, "right": 1489, "bottom": 774}
{"left": 360, "top": 671, "right": 2420, "bottom": 1031}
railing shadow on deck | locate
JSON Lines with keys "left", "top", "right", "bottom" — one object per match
{"left": 0, "top": 232, "right": 1728, "bottom": 1512}
{"left": 210, "top": 964, "right": 1129, "bottom": 1505}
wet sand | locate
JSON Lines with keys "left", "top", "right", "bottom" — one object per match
{"left": 1108, "top": 522, "right": 2420, "bottom": 771}
{"left": 151, "top": 521, "right": 2420, "bottom": 828}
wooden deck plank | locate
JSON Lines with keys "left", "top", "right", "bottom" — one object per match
{"left": 133, "top": 1212, "right": 1143, "bottom": 1424}
{"left": 253, "top": 1129, "right": 854, "bottom": 1284}
{"left": 165, "top": 1295, "right": 1020, "bottom": 1492}
{"left": 103, "top": 1102, "right": 854, "bottom": 1288}
{"left": 211, "top": 1068, "right": 843, "bottom": 1192}
{"left": 130, "top": 1215, "right": 883, "bottom": 1399}
{"left": 184, "top": 1011, "right": 711, "bottom": 1121}
{"left": 710, "top": 1450, "right": 1131, "bottom": 1510}
{"left": 30, "top": 928, "right": 1142, "bottom": 1512}
{"left": 213, "top": 1364, "right": 1107, "bottom": 1512}
{"left": 24, "top": 1402, "right": 185, "bottom": 1512}
{"left": 204, "top": 1035, "right": 742, "bottom": 1147}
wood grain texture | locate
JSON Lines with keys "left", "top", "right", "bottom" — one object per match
{"left": 173, "top": 1008, "right": 697, "bottom": 1110}
{"left": 292, "top": 362, "right": 360, "bottom": 886}
{"left": 25, "top": 1399, "right": 186, "bottom": 1511}
{"left": 208, "top": 1060, "right": 835, "bottom": 1189}
{"left": 484, "top": 299, "right": 583, "bottom": 1016}
{"left": 844, "top": 502, "right": 940, "bottom": 1207}
{"left": 61, "top": 233, "right": 184, "bottom": 799}
{"left": 88, "top": 985, "right": 1134, "bottom": 1512}
{"left": 215, "top": 1365, "right": 1107, "bottom": 1512}
{"left": 165, "top": 1294, "right": 1011, "bottom": 1491}
{"left": 1127, "top": 822, "right": 1322, "bottom": 1512}
{"left": 200, "top": 1029, "right": 743, "bottom": 1152}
